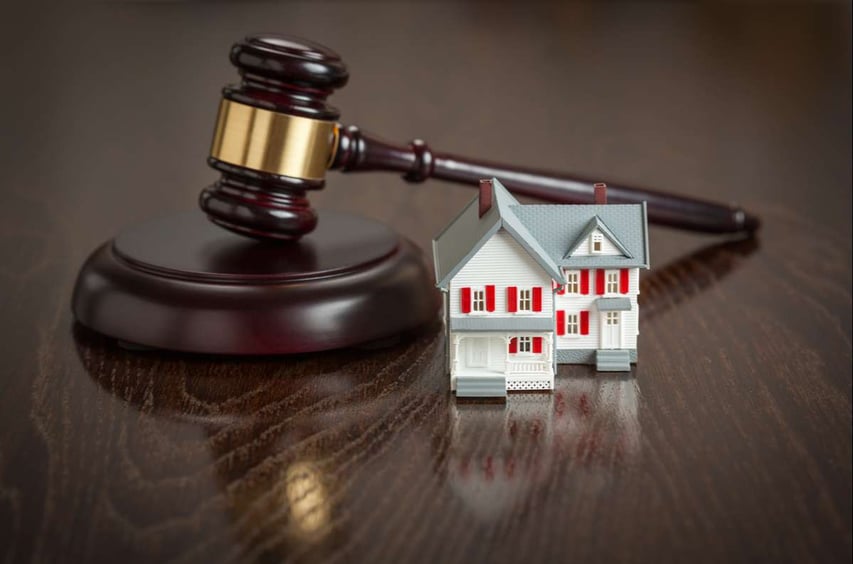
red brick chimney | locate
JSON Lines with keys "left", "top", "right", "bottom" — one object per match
{"left": 594, "top": 182, "right": 607, "bottom": 205}
{"left": 479, "top": 179, "right": 493, "bottom": 217}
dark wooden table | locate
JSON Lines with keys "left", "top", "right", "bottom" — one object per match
{"left": 0, "top": 2, "right": 850, "bottom": 563}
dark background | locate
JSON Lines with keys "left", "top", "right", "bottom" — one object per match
{"left": 0, "top": 2, "right": 850, "bottom": 563}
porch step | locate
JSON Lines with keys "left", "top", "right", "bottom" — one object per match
{"left": 595, "top": 349, "right": 631, "bottom": 372}
{"left": 456, "top": 375, "right": 507, "bottom": 398}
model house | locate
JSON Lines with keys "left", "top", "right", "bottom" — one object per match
{"left": 433, "top": 178, "right": 649, "bottom": 397}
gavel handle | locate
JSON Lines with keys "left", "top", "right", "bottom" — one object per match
{"left": 332, "top": 125, "right": 759, "bottom": 234}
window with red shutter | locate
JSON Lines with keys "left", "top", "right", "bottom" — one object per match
{"left": 581, "top": 269, "right": 590, "bottom": 294}
{"left": 620, "top": 269, "right": 629, "bottom": 294}
{"left": 596, "top": 270, "right": 605, "bottom": 295}
{"left": 580, "top": 311, "right": 590, "bottom": 335}
{"left": 508, "top": 337, "right": 518, "bottom": 354}
{"left": 532, "top": 287, "right": 542, "bottom": 311}
{"left": 556, "top": 310, "right": 565, "bottom": 335}
{"left": 507, "top": 286, "right": 518, "bottom": 312}
{"left": 486, "top": 285, "right": 496, "bottom": 311}
{"left": 460, "top": 287, "right": 471, "bottom": 313}
{"left": 533, "top": 337, "right": 543, "bottom": 353}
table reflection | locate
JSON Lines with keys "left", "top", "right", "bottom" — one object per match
{"left": 69, "top": 235, "right": 755, "bottom": 559}
{"left": 439, "top": 375, "right": 640, "bottom": 522}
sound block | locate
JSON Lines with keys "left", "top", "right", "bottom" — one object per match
{"left": 72, "top": 210, "right": 441, "bottom": 355}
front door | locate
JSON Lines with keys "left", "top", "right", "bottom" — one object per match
{"left": 466, "top": 337, "right": 489, "bottom": 368}
{"left": 601, "top": 311, "right": 622, "bottom": 349}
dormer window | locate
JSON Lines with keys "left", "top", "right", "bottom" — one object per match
{"left": 591, "top": 233, "right": 603, "bottom": 253}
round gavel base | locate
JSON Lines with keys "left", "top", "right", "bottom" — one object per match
{"left": 72, "top": 211, "right": 440, "bottom": 355}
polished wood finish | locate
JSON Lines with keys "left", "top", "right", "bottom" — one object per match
{"left": 333, "top": 124, "right": 760, "bottom": 234}
{"left": 204, "top": 33, "right": 758, "bottom": 241}
{"left": 71, "top": 211, "right": 440, "bottom": 354}
{"left": 201, "top": 35, "right": 349, "bottom": 240}
{"left": 0, "top": 3, "right": 850, "bottom": 563}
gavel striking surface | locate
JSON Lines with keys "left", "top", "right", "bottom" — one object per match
{"left": 72, "top": 211, "right": 439, "bottom": 354}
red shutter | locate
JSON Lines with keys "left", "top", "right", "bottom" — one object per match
{"left": 556, "top": 310, "right": 565, "bottom": 335}
{"left": 460, "top": 287, "right": 471, "bottom": 313}
{"left": 620, "top": 269, "right": 629, "bottom": 294}
{"left": 596, "top": 269, "right": 605, "bottom": 295}
{"left": 486, "top": 285, "right": 496, "bottom": 311}
{"left": 532, "top": 287, "right": 543, "bottom": 311}
{"left": 580, "top": 269, "right": 590, "bottom": 294}
{"left": 507, "top": 286, "right": 518, "bottom": 312}
{"left": 533, "top": 337, "right": 543, "bottom": 353}
{"left": 509, "top": 337, "right": 518, "bottom": 354}
{"left": 558, "top": 283, "right": 566, "bottom": 295}
{"left": 580, "top": 311, "right": 589, "bottom": 335}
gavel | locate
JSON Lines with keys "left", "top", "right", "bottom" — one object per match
{"left": 200, "top": 34, "right": 760, "bottom": 241}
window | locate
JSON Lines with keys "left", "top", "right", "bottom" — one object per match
{"left": 471, "top": 288, "right": 486, "bottom": 312}
{"left": 591, "top": 233, "right": 603, "bottom": 253}
{"left": 508, "top": 286, "right": 542, "bottom": 312}
{"left": 565, "top": 271, "right": 579, "bottom": 294}
{"left": 606, "top": 312, "right": 619, "bottom": 325}
{"left": 518, "top": 288, "right": 532, "bottom": 311}
{"left": 517, "top": 336, "right": 532, "bottom": 353}
{"left": 566, "top": 313, "right": 579, "bottom": 335}
{"left": 462, "top": 285, "right": 495, "bottom": 313}
{"left": 606, "top": 271, "right": 619, "bottom": 293}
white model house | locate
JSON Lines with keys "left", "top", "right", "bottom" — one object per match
{"left": 433, "top": 178, "right": 649, "bottom": 397}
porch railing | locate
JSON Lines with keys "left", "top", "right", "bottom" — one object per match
{"left": 506, "top": 360, "right": 549, "bottom": 374}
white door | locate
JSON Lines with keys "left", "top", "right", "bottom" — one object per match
{"left": 466, "top": 337, "right": 489, "bottom": 368}
{"left": 601, "top": 311, "right": 622, "bottom": 349}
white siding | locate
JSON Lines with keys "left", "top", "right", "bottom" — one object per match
{"left": 555, "top": 268, "right": 641, "bottom": 351}
{"left": 570, "top": 228, "right": 623, "bottom": 257}
{"left": 450, "top": 331, "right": 554, "bottom": 391}
{"left": 448, "top": 230, "right": 554, "bottom": 318}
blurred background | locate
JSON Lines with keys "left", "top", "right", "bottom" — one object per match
{"left": 0, "top": 2, "right": 849, "bottom": 563}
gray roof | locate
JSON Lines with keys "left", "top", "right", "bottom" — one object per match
{"left": 512, "top": 203, "right": 649, "bottom": 269}
{"left": 433, "top": 178, "right": 649, "bottom": 289}
{"left": 433, "top": 180, "right": 562, "bottom": 289}
{"left": 450, "top": 317, "right": 554, "bottom": 331}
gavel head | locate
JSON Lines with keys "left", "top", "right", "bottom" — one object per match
{"left": 200, "top": 34, "right": 349, "bottom": 240}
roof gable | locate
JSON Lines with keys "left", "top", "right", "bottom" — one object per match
{"left": 511, "top": 202, "right": 649, "bottom": 269}
{"left": 563, "top": 216, "right": 633, "bottom": 259}
{"left": 433, "top": 179, "right": 563, "bottom": 289}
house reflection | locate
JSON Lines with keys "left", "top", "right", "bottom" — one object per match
{"left": 442, "top": 374, "right": 640, "bottom": 522}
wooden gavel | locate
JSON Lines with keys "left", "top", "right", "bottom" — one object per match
{"left": 200, "top": 34, "right": 760, "bottom": 241}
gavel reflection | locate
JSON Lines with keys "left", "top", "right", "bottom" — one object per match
{"left": 200, "top": 34, "right": 760, "bottom": 241}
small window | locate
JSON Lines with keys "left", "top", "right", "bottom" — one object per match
{"left": 518, "top": 288, "right": 532, "bottom": 311}
{"left": 591, "top": 233, "right": 603, "bottom": 253}
{"left": 565, "top": 271, "right": 579, "bottom": 294}
{"left": 566, "top": 313, "right": 579, "bottom": 335}
{"left": 606, "top": 312, "right": 619, "bottom": 325}
{"left": 606, "top": 271, "right": 619, "bottom": 293}
{"left": 471, "top": 289, "right": 486, "bottom": 312}
{"left": 517, "top": 336, "right": 532, "bottom": 353}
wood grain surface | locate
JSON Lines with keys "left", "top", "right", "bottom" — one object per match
{"left": 0, "top": 2, "right": 850, "bottom": 563}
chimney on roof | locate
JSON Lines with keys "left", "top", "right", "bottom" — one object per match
{"left": 479, "top": 179, "right": 493, "bottom": 217}
{"left": 594, "top": 182, "right": 607, "bottom": 205}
